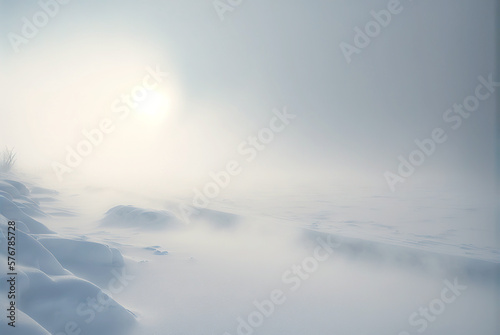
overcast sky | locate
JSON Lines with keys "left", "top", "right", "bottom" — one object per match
{"left": 0, "top": 0, "right": 497, "bottom": 196}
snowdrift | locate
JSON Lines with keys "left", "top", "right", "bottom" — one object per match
{"left": 0, "top": 176, "right": 136, "bottom": 335}
{"left": 101, "top": 204, "right": 240, "bottom": 230}
{"left": 101, "top": 205, "right": 183, "bottom": 230}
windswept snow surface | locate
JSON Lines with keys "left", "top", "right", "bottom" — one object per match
{"left": 0, "top": 173, "right": 499, "bottom": 335}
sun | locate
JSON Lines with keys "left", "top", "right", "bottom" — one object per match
{"left": 135, "top": 90, "right": 171, "bottom": 120}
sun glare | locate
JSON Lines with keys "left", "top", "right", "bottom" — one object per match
{"left": 135, "top": 91, "right": 171, "bottom": 119}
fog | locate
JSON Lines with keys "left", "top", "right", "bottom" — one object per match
{"left": 0, "top": 1, "right": 498, "bottom": 334}
{"left": 1, "top": 0, "right": 497, "bottom": 198}
{"left": 75, "top": 213, "right": 500, "bottom": 335}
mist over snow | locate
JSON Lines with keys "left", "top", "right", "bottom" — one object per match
{"left": 0, "top": 0, "right": 499, "bottom": 334}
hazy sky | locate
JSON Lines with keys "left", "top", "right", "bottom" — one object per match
{"left": 0, "top": 0, "right": 497, "bottom": 195}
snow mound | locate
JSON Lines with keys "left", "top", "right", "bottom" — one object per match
{"left": 0, "top": 190, "right": 13, "bottom": 200}
{"left": 0, "top": 309, "right": 51, "bottom": 335}
{"left": 101, "top": 205, "right": 183, "bottom": 230}
{"left": 11, "top": 267, "right": 136, "bottom": 335}
{"left": 0, "top": 180, "right": 23, "bottom": 198}
{"left": 14, "top": 196, "right": 47, "bottom": 218}
{"left": 3, "top": 179, "right": 30, "bottom": 196}
{"left": 0, "top": 224, "right": 69, "bottom": 276}
{"left": 0, "top": 196, "right": 53, "bottom": 234}
{"left": 0, "top": 176, "right": 136, "bottom": 335}
{"left": 38, "top": 237, "right": 124, "bottom": 267}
